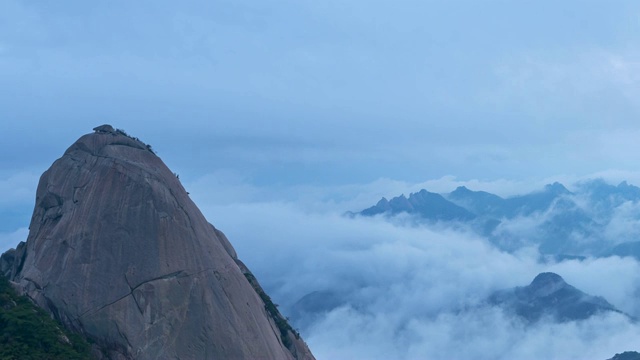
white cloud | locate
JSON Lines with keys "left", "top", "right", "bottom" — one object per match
{"left": 306, "top": 306, "right": 636, "bottom": 360}
{"left": 400, "top": 311, "right": 636, "bottom": 360}
{"left": 602, "top": 200, "right": 640, "bottom": 245}
{"left": 196, "top": 197, "right": 640, "bottom": 360}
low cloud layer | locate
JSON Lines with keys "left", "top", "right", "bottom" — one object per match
{"left": 193, "top": 181, "right": 640, "bottom": 360}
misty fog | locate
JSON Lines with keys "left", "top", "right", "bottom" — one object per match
{"left": 190, "top": 176, "right": 640, "bottom": 360}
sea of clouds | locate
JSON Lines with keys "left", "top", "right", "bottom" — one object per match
{"left": 190, "top": 175, "right": 640, "bottom": 360}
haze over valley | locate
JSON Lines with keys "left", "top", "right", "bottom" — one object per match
{"left": 185, "top": 176, "right": 640, "bottom": 359}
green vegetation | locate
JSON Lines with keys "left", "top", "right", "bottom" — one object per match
{"left": 115, "top": 128, "right": 157, "bottom": 155}
{"left": 0, "top": 275, "right": 91, "bottom": 360}
{"left": 243, "top": 272, "right": 300, "bottom": 348}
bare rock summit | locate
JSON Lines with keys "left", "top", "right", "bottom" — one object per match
{"left": 1, "top": 126, "right": 314, "bottom": 360}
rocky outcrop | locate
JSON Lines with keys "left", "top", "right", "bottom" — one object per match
{"left": 0, "top": 241, "right": 26, "bottom": 279}
{"left": 93, "top": 124, "right": 116, "bottom": 134}
{"left": 1, "top": 127, "right": 314, "bottom": 359}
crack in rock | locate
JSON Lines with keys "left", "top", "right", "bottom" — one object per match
{"left": 76, "top": 268, "right": 215, "bottom": 320}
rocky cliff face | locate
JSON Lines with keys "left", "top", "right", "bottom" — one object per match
{"left": 1, "top": 126, "right": 314, "bottom": 360}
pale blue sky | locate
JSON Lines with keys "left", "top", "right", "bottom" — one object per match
{"left": 2, "top": 0, "right": 640, "bottom": 232}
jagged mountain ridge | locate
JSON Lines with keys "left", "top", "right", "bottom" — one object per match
{"left": 0, "top": 125, "right": 314, "bottom": 360}
{"left": 353, "top": 180, "right": 640, "bottom": 257}
{"left": 360, "top": 189, "right": 476, "bottom": 221}
{"left": 358, "top": 182, "right": 577, "bottom": 219}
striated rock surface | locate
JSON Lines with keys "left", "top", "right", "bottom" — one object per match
{"left": 0, "top": 126, "right": 314, "bottom": 360}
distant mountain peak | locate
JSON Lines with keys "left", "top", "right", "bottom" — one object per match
{"left": 451, "top": 186, "right": 472, "bottom": 195}
{"left": 530, "top": 272, "right": 565, "bottom": 287}
{"left": 544, "top": 182, "right": 571, "bottom": 194}
{"left": 528, "top": 272, "right": 567, "bottom": 297}
{"left": 490, "top": 272, "right": 621, "bottom": 323}
{"left": 358, "top": 188, "right": 475, "bottom": 221}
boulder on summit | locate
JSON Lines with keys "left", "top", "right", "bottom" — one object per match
{"left": 92, "top": 124, "right": 115, "bottom": 134}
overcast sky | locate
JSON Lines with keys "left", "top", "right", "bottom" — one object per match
{"left": 3, "top": 0, "right": 640, "bottom": 184}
